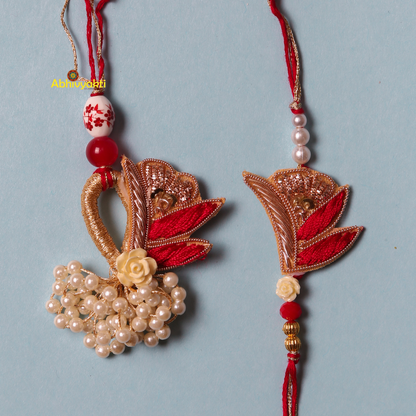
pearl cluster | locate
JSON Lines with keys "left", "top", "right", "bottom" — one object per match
{"left": 46, "top": 260, "right": 186, "bottom": 358}
{"left": 291, "top": 113, "right": 311, "bottom": 165}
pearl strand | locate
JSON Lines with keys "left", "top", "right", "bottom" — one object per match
{"left": 291, "top": 113, "right": 311, "bottom": 165}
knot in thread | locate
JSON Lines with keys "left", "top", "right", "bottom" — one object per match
{"left": 287, "top": 352, "right": 300, "bottom": 364}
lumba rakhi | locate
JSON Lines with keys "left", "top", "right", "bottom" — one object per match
{"left": 242, "top": 2, "right": 363, "bottom": 415}
{"left": 45, "top": 0, "right": 224, "bottom": 357}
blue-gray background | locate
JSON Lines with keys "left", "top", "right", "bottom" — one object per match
{"left": 0, "top": 1, "right": 414, "bottom": 415}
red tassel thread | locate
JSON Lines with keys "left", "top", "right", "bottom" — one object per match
{"left": 282, "top": 353, "right": 300, "bottom": 416}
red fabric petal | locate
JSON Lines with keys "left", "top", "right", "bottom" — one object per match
{"left": 297, "top": 191, "right": 345, "bottom": 241}
{"left": 297, "top": 229, "right": 357, "bottom": 266}
{"left": 148, "top": 242, "right": 210, "bottom": 269}
{"left": 148, "top": 201, "right": 220, "bottom": 241}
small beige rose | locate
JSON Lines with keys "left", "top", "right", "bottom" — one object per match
{"left": 116, "top": 248, "right": 157, "bottom": 287}
{"left": 276, "top": 276, "right": 300, "bottom": 302}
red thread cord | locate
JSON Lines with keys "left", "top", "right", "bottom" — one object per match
{"left": 94, "top": 167, "right": 113, "bottom": 191}
{"left": 268, "top": 0, "right": 304, "bottom": 114}
{"left": 282, "top": 353, "right": 300, "bottom": 416}
{"left": 297, "top": 191, "right": 345, "bottom": 241}
{"left": 148, "top": 243, "right": 208, "bottom": 269}
{"left": 148, "top": 201, "right": 220, "bottom": 241}
{"left": 95, "top": 0, "right": 111, "bottom": 80}
{"left": 84, "top": 0, "right": 97, "bottom": 82}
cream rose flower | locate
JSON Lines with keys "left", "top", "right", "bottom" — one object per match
{"left": 116, "top": 248, "right": 157, "bottom": 287}
{"left": 276, "top": 276, "right": 300, "bottom": 302}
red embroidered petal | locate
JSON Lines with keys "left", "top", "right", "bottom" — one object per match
{"left": 297, "top": 190, "right": 346, "bottom": 241}
{"left": 148, "top": 200, "right": 222, "bottom": 241}
{"left": 297, "top": 228, "right": 361, "bottom": 266}
{"left": 148, "top": 241, "right": 211, "bottom": 269}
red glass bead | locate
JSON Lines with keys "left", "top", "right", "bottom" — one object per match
{"left": 86, "top": 136, "right": 118, "bottom": 167}
{"left": 280, "top": 302, "right": 302, "bottom": 321}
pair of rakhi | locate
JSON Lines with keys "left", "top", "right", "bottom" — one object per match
{"left": 46, "top": 1, "right": 362, "bottom": 415}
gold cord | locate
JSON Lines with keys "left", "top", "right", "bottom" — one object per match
{"left": 283, "top": 17, "right": 302, "bottom": 110}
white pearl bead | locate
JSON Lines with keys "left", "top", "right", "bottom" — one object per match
{"left": 77, "top": 287, "right": 92, "bottom": 299}
{"left": 163, "top": 272, "right": 178, "bottom": 288}
{"left": 138, "top": 286, "right": 152, "bottom": 300}
{"left": 53, "top": 265, "right": 68, "bottom": 280}
{"left": 291, "top": 127, "right": 310, "bottom": 146}
{"left": 83, "top": 333, "right": 96, "bottom": 349}
{"left": 52, "top": 281, "right": 65, "bottom": 296}
{"left": 124, "top": 306, "right": 136, "bottom": 320}
{"left": 60, "top": 293, "right": 76, "bottom": 308}
{"left": 54, "top": 313, "right": 68, "bottom": 329}
{"left": 156, "top": 306, "right": 171, "bottom": 321}
{"left": 171, "top": 287, "right": 187, "bottom": 302}
{"left": 127, "top": 291, "right": 143, "bottom": 305}
{"left": 156, "top": 325, "right": 171, "bottom": 340}
{"left": 146, "top": 293, "right": 160, "bottom": 307}
{"left": 78, "top": 301, "right": 89, "bottom": 315}
{"left": 144, "top": 332, "right": 159, "bottom": 348}
{"left": 136, "top": 303, "right": 151, "bottom": 319}
{"left": 84, "top": 295, "right": 98, "bottom": 310}
{"left": 95, "top": 344, "right": 110, "bottom": 358}
{"left": 46, "top": 298, "right": 61, "bottom": 313}
{"left": 131, "top": 317, "right": 147, "bottom": 332}
{"left": 149, "top": 317, "right": 164, "bottom": 330}
{"left": 115, "top": 328, "right": 131, "bottom": 343}
{"left": 93, "top": 301, "right": 108, "bottom": 316}
{"left": 160, "top": 283, "right": 172, "bottom": 294}
{"left": 83, "top": 95, "right": 115, "bottom": 137}
{"left": 125, "top": 332, "right": 139, "bottom": 347}
{"left": 102, "top": 286, "right": 118, "bottom": 302}
{"left": 83, "top": 319, "right": 94, "bottom": 333}
{"left": 67, "top": 260, "right": 82, "bottom": 274}
{"left": 171, "top": 301, "right": 186, "bottom": 316}
{"left": 110, "top": 340, "right": 125, "bottom": 355}
{"left": 111, "top": 314, "right": 127, "bottom": 329}
{"left": 84, "top": 274, "right": 99, "bottom": 290}
{"left": 64, "top": 305, "right": 79, "bottom": 319}
{"left": 69, "top": 317, "right": 84, "bottom": 333}
{"left": 112, "top": 297, "right": 128, "bottom": 313}
{"left": 159, "top": 297, "right": 170, "bottom": 307}
{"left": 149, "top": 278, "right": 159, "bottom": 290}
{"left": 96, "top": 320, "right": 108, "bottom": 332}
{"left": 69, "top": 273, "right": 84, "bottom": 288}
{"left": 292, "top": 113, "right": 307, "bottom": 128}
{"left": 292, "top": 145, "right": 311, "bottom": 164}
{"left": 96, "top": 331, "right": 112, "bottom": 345}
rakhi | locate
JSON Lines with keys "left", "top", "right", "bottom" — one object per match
{"left": 45, "top": 0, "right": 224, "bottom": 357}
{"left": 242, "top": 2, "right": 363, "bottom": 415}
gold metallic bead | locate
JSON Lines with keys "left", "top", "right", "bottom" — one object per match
{"left": 285, "top": 335, "right": 301, "bottom": 352}
{"left": 283, "top": 321, "right": 300, "bottom": 336}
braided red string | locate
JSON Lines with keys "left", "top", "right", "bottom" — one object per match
{"left": 268, "top": 0, "right": 304, "bottom": 114}
{"left": 282, "top": 353, "right": 300, "bottom": 416}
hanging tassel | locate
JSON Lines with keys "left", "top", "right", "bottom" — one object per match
{"left": 282, "top": 352, "right": 300, "bottom": 416}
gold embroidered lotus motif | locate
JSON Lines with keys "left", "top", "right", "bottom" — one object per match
{"left": 243, "top": 167, "right": 363, "bottom": 275}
